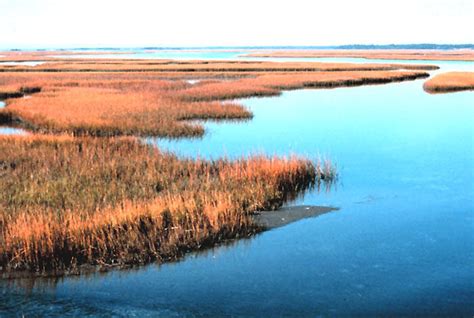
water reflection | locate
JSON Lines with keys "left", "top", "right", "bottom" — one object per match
{"left": 1, "top": 235, "right": 255, "bottom": 292}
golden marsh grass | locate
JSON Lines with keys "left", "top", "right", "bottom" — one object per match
{"left": 0, "top": 136, "right": 334, "bottom": 273}
{"left": 423, "top": 72, "right": 474, "bottom": 93}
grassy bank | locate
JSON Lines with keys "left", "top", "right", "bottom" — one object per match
{"left": 0, "top": 136, "right": 334, "bottom": 274}
{"left": 423, "top": 72, "right": 474, "bottom": 93}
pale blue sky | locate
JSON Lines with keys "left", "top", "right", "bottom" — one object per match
{"left": 1, "top": 0, "right": 473, "bottom": 48}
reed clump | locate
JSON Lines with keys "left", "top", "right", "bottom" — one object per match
{"left": 423, "top": 72, "right": 474, "bottom": 93}
{"left": 0, "top": 135, "right": 333, "bottom": 273}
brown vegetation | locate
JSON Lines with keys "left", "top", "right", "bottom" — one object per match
{"left": 245, "top": 49, "right": 474, "bottom": 61}
{"left": 0, "top": 73, "right": 252, "bottom": 137}
{"left": 0, "top": 136, "right": 334, "bottom": 273}
{"left": 423, "top": 72, "right": 474, "bottom": 93}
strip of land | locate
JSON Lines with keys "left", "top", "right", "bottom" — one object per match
{"left": 245, "top": 49, "right": 474, "bottom": 61}
{"left": 423, "top": 72, "right": 474, "bottom": 93}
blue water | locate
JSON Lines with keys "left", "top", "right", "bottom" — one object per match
{"left": 1, "top": 58, "right": 473, "bottom": 316}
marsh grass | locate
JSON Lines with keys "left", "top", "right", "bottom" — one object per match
{"left": 423, "top": 72, "right": 474, "bottom": 93}
{"left": 0, "top": 136, "right": 334, "bottom": 273}
{"left": 0, "top": 76, "right": 252, "bottom": 137}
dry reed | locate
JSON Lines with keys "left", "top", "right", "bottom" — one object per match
{"left": 0, "top": 136, "right": 333, "bottom": 273}
{"left": 423, "top": 72, "right": 474, "bottom": 93}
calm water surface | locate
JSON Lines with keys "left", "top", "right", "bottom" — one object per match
{"left": 1, "top": 58, "right": 473, "bottom": 316}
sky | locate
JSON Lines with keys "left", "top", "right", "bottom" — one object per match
{"left": 0, "top": 0, "right": 473, "bottom": 48}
